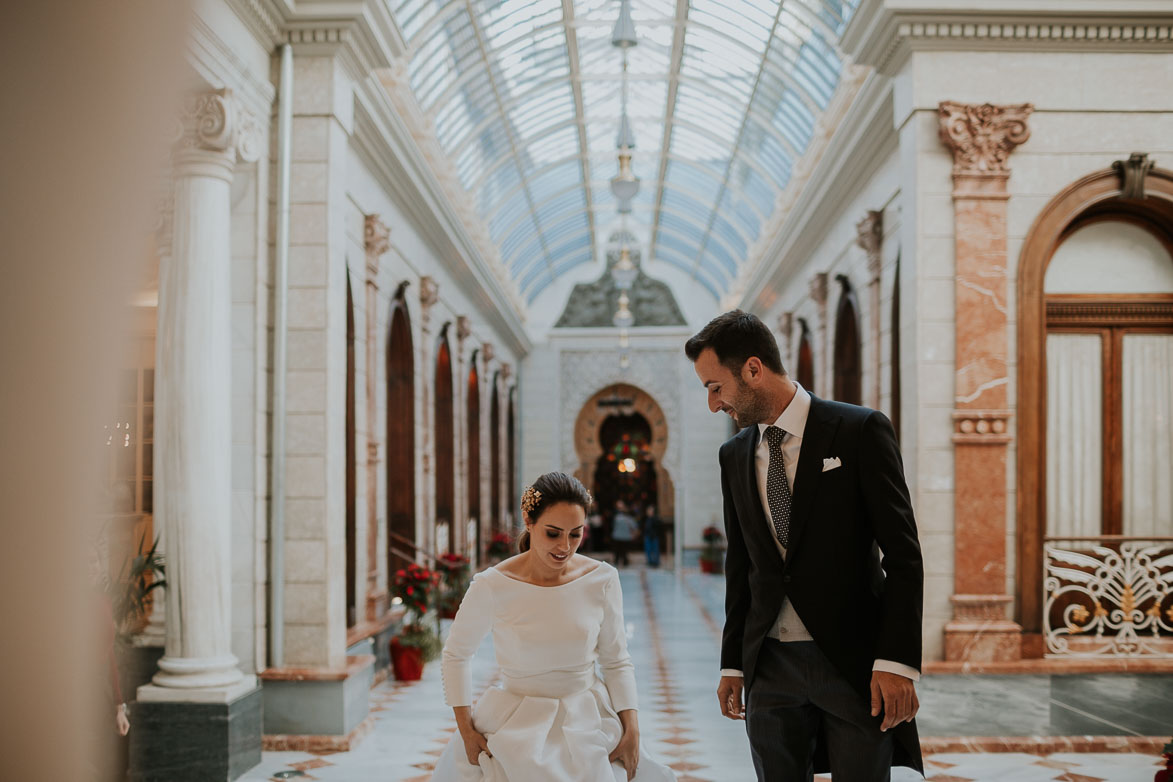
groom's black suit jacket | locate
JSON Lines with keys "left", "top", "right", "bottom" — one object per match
{"left": 718, "top": 394, "right": 924, "bottom": 772}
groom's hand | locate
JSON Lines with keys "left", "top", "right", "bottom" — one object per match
{"left": 717, "top": 675, "right": 745, "bottom": 720}
{"left": 870, "top": 671, "right": 919, "bottom": 731}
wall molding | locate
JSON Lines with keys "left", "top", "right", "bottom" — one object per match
{"left": 843, "top": 1, "right": 1173, "bottom": 75}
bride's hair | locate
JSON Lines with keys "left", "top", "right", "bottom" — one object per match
{"left": 517, "top": 472, "right": 593, "bottom": 553}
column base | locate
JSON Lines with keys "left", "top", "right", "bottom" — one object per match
{"left": 945, "top": 593, "right": 1022, "bottom": 662}
{"left": 129, "top": 682, "right": 261, "bottom": 782}
{"left": 259, "top": 655, "right": 374, "bottom": 740}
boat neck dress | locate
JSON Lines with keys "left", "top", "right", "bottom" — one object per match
{"left": 429, "top": 561, "right": 677, "bottom": 782}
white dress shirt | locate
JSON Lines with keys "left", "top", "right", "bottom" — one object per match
{"left": 720, "top": 384, "right": 919, "bottom": 682}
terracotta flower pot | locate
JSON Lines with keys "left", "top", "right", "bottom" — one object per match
{"left": 699, "top": 558, "right": 723, "bottom": 575}
{"left": 390, "top": 637, "right": 424, "bottom": 681}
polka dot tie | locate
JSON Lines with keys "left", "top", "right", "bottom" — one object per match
{"left": 764, "top": 425, "right": 792, "bottom": 550}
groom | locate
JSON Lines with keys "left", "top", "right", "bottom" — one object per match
{"left": 685, "top": 311, "right": 924, "bottom": 781}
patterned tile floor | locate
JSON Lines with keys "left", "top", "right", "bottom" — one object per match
{"left": 239, "top": 566, "right": 1167, "bottom": 782}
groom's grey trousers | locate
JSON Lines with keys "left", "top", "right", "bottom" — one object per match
{"left": 746, "top": 639, "right": 894, "bottom": 782}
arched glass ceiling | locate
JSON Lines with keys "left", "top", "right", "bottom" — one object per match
{"left": 389, "top": 0, "right": 860, "bottom": 303}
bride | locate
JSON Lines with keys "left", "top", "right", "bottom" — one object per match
{"left": 430, "top": 471, "right": 676, "bottom": 782}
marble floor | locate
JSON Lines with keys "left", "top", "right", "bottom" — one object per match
{"left": 239, "top": 566, "right": 1169, "bottom": 782}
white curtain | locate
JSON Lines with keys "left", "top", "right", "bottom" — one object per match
{"left": 1046, "top": 334, "right": 1103, "bottom": 537}
{"left": 1122, "top": 335, "right": 1173, "bottom": 537}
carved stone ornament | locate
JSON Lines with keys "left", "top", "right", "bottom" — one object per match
{"left": 1112, "top": 153, "right": 1155, "bottom": 200}
{"left": 501, "top": 363, "right": 513, "bottom": 382}
{"left": 482, "top": 342, "right": 495, "bottom": 363}
{"left": 938, "top": 102, "right": 1033, "bottom": 176}
{"left": 809, "top": 272, "right": 828, "bottom": 306}
{"left": 364, "top": 215, "right": 390, "bottom": 258}
{"left": 456, "top": 315, "right": 472, "bottom": 343}
{"left": 778, "top": 312, "right": 793, "bottom": 342}
{"left": 419, "top": 275, "right": 439, "bottom": 311}
{"left": 953, "top": 410, "right": 1012, "bottom": 444}
{"left": 177, "top": 88, "right": 262, "bottom": 163}
{"left": 855, "top": 210, "right": 883, "bottom": 279}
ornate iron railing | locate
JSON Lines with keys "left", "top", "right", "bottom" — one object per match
{"left": 1044, "top": 536, "right": 1173, "bottom": 657}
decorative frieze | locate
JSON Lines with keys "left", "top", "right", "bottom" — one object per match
{"left": 952, "top": 410, "right": 1013, "bottom": 444}
{"left": 938, "top": 101, "right": 1033, "bottom": 177}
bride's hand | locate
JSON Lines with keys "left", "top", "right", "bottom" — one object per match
{"left": 608, "top": 710, "right": 640, "bottom": 780}
{"left": 453, "top": 706, "right": 491, "bottom": 766}
{"left": 459, "top": 726, "right": 491, "bottom": 766}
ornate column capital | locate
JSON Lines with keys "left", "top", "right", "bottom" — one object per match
{"left": 808, "top": 272, "right": 828, "bottom": 307}
{"left": 482, "top": 342, "right": 495, "bottom": 364}
{"left": 855, "top": 210, "right": 883, "bottom": 282}
{"left": 938, "top": 101, "right": 1033, "bottom": 177}
{"left": 176, "top": 88, "right": 262, "bottom": 166}
{"left": 456, "top": 315, "right": 472, "bottom": 345}
{"left": 364, "top": 215, "right": 390, "bottom": 282}
{"left": 501, "top": 363, "right": 513, "bottom": 382}
{"left": 419, "top": 275, "right": 439, "bottom": 311}
{"left": 777, "top": 312, "right": 793, "bottom": 342}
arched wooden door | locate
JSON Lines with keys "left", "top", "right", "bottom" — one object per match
{"left": 796, "top": 318, "right": 815, "bottom": 394}
{"left": 832, "top": 275, "right": 862, "bottom": 405}
{"left": 386, "top": 292, "right": 415, "bottom": 575}
{"left": 490, "top": 375, "right": 501, "bottom": 536}
{"left": 345, "top": 276, "right": 357, "bottom": 628}
{"left": 467, "top": 352, "right": 481, "bottom": 560}
{"left": 434, "top": 330, "right": 455, "bottom": 554}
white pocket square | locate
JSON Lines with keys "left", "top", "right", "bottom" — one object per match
{"left": 822, "top": 457, "right": 842, "bottom": 472}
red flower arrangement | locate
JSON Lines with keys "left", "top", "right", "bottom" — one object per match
{"left": 702, "top": 525, "right": 724, "bottom": 545}
{"left": 392, "top": 562, "right": 440, "bottom": 622}
{"left": 486, "top": 532, "right": 512, "bottom": 560}
{"left": 437, "top": 553, "right": 472, "bottom": 618}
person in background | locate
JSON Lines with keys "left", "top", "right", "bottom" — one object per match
{"left": 642, "top": 504, "right": 661, "bottom": 568}
{"left": 611, "top": 501, "right": 639, "bottom": 568}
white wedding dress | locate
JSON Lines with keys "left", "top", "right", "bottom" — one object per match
{"left": 430, "top": 562, "right": 677, "bottom": 782}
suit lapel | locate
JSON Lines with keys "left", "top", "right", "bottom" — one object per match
{"left": 736, "top": 425, "right": 784, "bottom": 565}
{"left": 786, "top": 395, "right": 841, "bottom": 559}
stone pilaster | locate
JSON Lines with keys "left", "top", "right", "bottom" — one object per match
{"left": 809, "top": 272, "right": 829, "bottom": 395}
{"left": 777, "top": 312, "right": 793, "bottom": 371}
{"left": 855, "top": 210, "right": 884, "bottom": 409}
{"left": 363, "top": 215, "right": 389, "bottom": 619}
{"left": 938, "top": 101, "right": 1032, "bottom": 662}
{"left": 419, "top": 276, "right": 440, "bottom": 554}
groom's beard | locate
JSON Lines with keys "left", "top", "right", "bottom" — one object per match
{"left": 730, "top": 380, "right": 771, "bottom": 428}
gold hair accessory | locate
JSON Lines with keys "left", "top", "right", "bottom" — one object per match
{"left": 521, "top": 486, "right": 542, "bottom": 514}
{"left": 585, "top": 490, "right": 594, "bottom": 507}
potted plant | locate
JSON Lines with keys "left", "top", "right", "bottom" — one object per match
{"left": 107, "top": 533, "right": 167, "bottom": 642}
{"left": 1155, "top": 738, "right": 1173, "bottom": 782}
{"left": 486, "top": 532, "right": 512, "bottom": 563}
{"left": 390, "top": 562, "right": 442, "bottom": 681}
{"left": 699, "top": 525, "right": 725, "bottom": 575}
{"left": 436, "top": 552, "right": 471, "bottom": 619}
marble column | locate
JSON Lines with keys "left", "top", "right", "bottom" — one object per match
{"left": 363, "top": 216, "right": 389, "bottom": 619}
{"left": 142, "top": 89, "right": 260, "bottom": 697}
{"left": 855, "top": 210, "right": 884, "bottom": 410}
{"left": 938, "top": 101, "right": 1032, "bottom": 662}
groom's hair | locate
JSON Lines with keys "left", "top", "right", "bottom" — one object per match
{"left": 685, "top": 309, "right": 785, "bottom": 376}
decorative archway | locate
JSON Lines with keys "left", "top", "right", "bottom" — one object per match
{"left": 1016, "top": 162, "right": 1173, "bottom": 633}
{"left": 386, "top": 287, "right": 415, "bottom": 576}
{"left": 434, "top": 327, "right": 455, "bottom": 554}
{"left": 832, "top": 274, "right": 862, "bottom": 405}
{"left": 573, "top": 383, "right": 675, "bottom": 522}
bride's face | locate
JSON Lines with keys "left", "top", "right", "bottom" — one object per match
{"left": 526, "top": 502, "right": 586, "bottom": 572}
